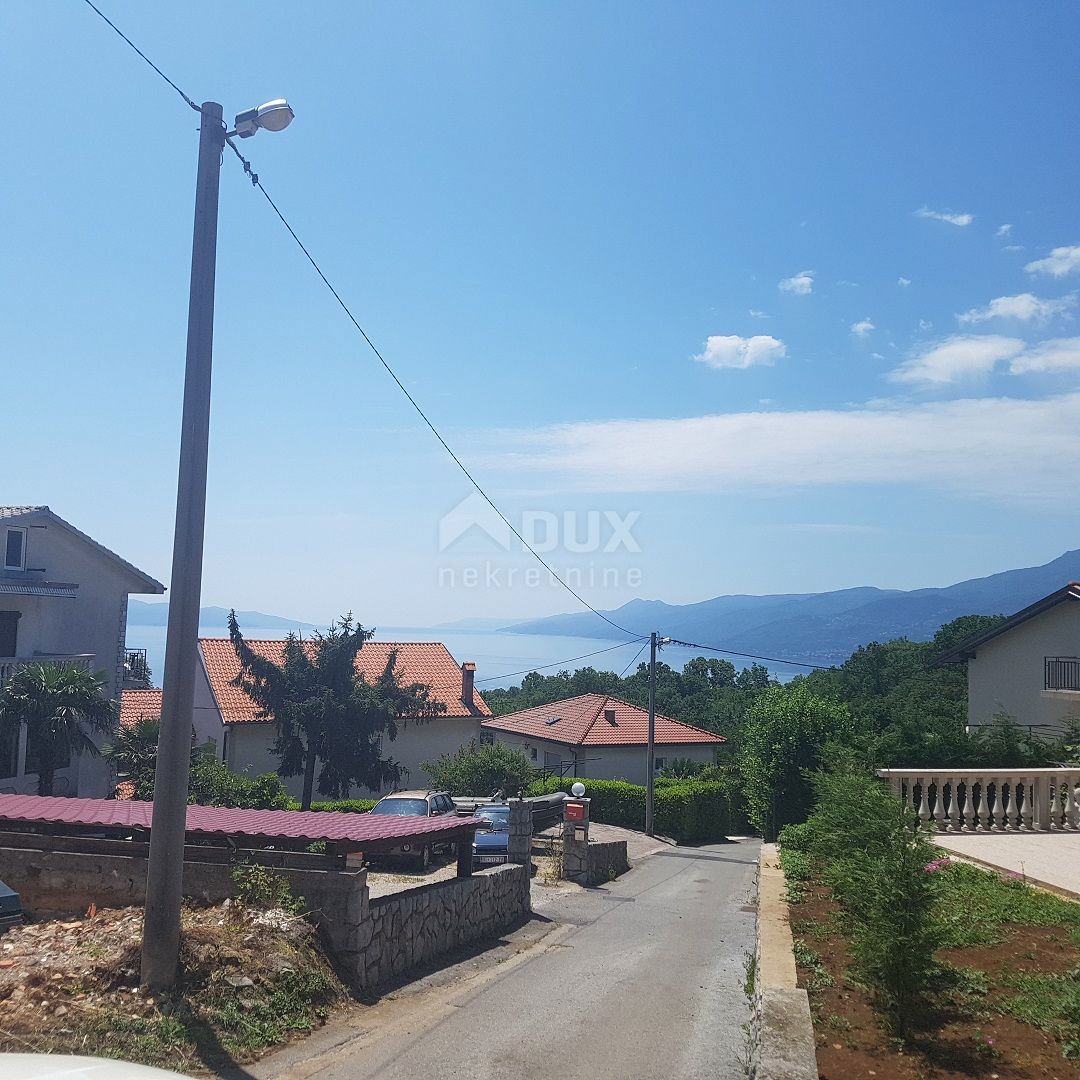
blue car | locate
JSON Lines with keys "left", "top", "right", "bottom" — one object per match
{"left": 471, "top": 804, "right": 511, "bottom": 868}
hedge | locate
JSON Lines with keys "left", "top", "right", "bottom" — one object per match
{"left": 287, "top": 799, "right": 377, "bottom": 814}
{"left": 525, "top": 777, "right": 743, "bottom": 844}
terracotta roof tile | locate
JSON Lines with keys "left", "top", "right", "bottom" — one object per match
{"left": 119, "top": 689, "right": 163, "bottom": 729}
{"left": 481, "top": 693, "right": 724, "bottom": 747}
{"left": 199, "top": 638, "right": 491, "bottom": 723}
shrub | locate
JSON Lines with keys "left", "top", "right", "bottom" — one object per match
{"left": 421, "top": 739, "right": 536, "bottom": 797}
{"left": 184, "top": 756, "right": 292, "bottom": 810}
{"left": 738, "top": 684, "right": 856, "bottom": 840}
{"left": 231, "top": 862, "right": 306, "bottom": 915}
{"left": 290, "top": 799, "right": 377, "bottom": 814}
{"left": 527, "top": 776, "right": 738, "bottom": 843}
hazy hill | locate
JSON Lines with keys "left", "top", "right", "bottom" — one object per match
{"left": 503, "top": 550, "right": 1080, "bottom": 666}
{"left": 127, "top": 601, "right": 319, "bottom": 632}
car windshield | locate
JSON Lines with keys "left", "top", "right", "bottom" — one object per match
{"left": 477, "top": 807, "right": 510, "bottom": 830}
{"left": 370, "top": 798, "right": 428, "bottom": 816}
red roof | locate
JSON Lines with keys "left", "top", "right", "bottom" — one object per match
{"left": 119, "top": 689, "right": 163, "bottom": 729}
{"left": 199, "top": 638, "right": 491, "bottom": 723}
{"left": 0, "top": 793, "right": 481, "bottom": 848}
{"left": 482, "top": 694, "right": 725, "bottom": 747}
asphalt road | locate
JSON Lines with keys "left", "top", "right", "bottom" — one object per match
{"left": 259, "top": 838, "right": 760, "bottom": 1080}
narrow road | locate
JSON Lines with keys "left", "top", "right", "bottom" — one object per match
{"left": 260, "top": 839, "right": 759, "bottom": 1080}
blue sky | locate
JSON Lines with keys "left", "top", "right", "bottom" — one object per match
{"left": 4, "top": 2, "right": 1080, "bottom": 630}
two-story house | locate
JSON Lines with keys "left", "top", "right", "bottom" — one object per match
{"left": 940, "top": 582, "right": 1080, "bottom": 735}
{"left": 120, "top": 639, "right": 490, "bottom": 799}
{"left": 0, "top": 506, "right": 164, "bottom": 797}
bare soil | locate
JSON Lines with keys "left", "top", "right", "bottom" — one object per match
{"left": 792, "top": 880, "right": 1080, "bottom": 1080}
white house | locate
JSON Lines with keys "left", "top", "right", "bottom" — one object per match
{"left": 481, "top": 693, "right": 725, "bottom": 785}
{"left": 0, "top": 506, "right": 164, "bottom": 797}
{"left": 940, "top": 582, "right": 1080, "bottom": 735}
{"left": 122, "top": 638, "right": 490, "bottom": 799}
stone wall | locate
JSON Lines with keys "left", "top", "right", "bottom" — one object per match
{"left": 0, "top": 842, "right": 530, "bottom": 993}
{"left": 357, "top": 863, "right": 530, "bottom": 989}
{"left": 750, "top": 843, "right": 818, "bottom": 1080}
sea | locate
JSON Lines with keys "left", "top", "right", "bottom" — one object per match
{"left": 130, "top": 623, "right": 794, "bottom": 690}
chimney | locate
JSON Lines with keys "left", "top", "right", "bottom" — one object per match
{"left": 604, "top": 706, "right": 617, "bottom": 725}
{"left": 461, "top": 662, "right": 476, "bottom": 709}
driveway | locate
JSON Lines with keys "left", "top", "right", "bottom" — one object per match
{"left": 252, "top": 838, "right": 760, "bottom": 1080}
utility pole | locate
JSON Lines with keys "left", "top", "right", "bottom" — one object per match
{"left": 646, "top": 630, "right": 657, "bottom": 836}
{"left": 141, "top": 102, "right": 225, "bottom": 990}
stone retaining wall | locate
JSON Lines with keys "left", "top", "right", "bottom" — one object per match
{"left": 0, "top": 843, "right": 529, "bottom": 992}
{"left": 562, "top": 838, "right": 629, "bottom": 886}
{"left": 357, "top": 863, "right": 530, "bottom": 988}
{"left": 750, "top": 843, "right": 818, "bottom": 1080}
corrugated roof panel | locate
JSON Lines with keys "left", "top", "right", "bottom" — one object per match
{"left": 0, "top": 794, "right": 482, "bottom": 845}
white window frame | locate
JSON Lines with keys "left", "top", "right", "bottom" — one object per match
{"left": 3, "top": 528, "right": 26, "bottom": 571}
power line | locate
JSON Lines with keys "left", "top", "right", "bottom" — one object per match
{"left": 81, "top": 0, "right": 200, "bottom": 113}
{"left": 476, "top": 638, "right": 647, "bottom": 685}
{"left": 666, "top": 637, "right": 828, "bottom": 670}
{"left": 222, "top": 137, "right": 641, "bottom": 641}
{"left": 618, "top": 639, "right": 650, "bottom": 678}
{"left": 81, "top": 0, "right": 640, "bottom": 643}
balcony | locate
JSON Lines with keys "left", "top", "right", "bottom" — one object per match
{"left": 1045, "top": 656, "right": 1080, "bottom": 692}
{"left": 0, "top": 653, "right": 95, "bottom": 685}
{"left": 123, "top": 648, "right": 152, "bottom": 689}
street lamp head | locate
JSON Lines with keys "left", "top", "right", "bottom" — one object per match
{"left": 232, "top": 98, "right": 295, "bottom": 138}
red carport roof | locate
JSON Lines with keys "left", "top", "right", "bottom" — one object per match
{"left": 0, "top": 794, "right": 481, "bottom": 846}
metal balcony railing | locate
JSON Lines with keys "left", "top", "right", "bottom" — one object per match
{"left": 1045, "top": 656, "right": 1080, "bottom": 691}
{"left": 123, "top": 647, "right": 152, "bottom": 687}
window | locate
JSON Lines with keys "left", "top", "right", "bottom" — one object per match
{"left": 1045, "top": 657, "right": 1080, "bottom": 691}
{"left": 0, "top": 724, "right": 18, "bottom": 779}
{"left": 654, "top": 757, "right": 666, "bottom": 771}
{"left": 529, "top": 746, "right": 537, "bottom": 761}
{"left": 4, "top": 529, "right": 26, "bottom": 571}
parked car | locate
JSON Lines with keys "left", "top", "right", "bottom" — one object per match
{"left": 0, "top": 879, "right": 23, "bottom": 935}
{"left": 368, "top": 790, "right": 458, "bottom": 871}
{"left": 470, "top": 803, "right": 511, "bottom": 868}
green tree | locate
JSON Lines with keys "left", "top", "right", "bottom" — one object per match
{"left": 229, "top": 611, "right": 445, "bottom": 809}
{"left": 0, "top": 662, "right": 117, "bottom": 796}
{"left": 421, "top": 740, "right": 536, "bottom": 796}
{"left": 738, "top": 683, "right": 856, "bottom": 840}
{"left": 102, "top": 715, "right": 208, "bottom": 798}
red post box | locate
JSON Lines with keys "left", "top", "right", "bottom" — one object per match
{"left": 565, "top": 801, "right": 586, "bottom": 822}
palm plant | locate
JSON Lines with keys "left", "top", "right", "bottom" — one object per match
{"left": 102, "top": 714, "right": 162, "bottom": 797}
{"left": 0, "top": 662, "right": 118, "bottom": 796}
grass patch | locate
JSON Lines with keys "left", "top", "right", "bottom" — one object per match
{"left": 1002, "top": 969, "right": 1080, "bottom": 1058}
{"left": 935, "top": 861, "right": 1080, "bottom": 948}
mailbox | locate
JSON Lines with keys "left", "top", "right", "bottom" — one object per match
{"left": 565, "top": 800, "right": 586, "bottom": 822}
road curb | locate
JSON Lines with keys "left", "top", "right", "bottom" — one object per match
{"left": 749, "top": 843, "right": 818, "bottom": 1080}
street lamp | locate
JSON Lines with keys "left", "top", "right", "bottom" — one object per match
{"left": 141, "top": 98, "right": 293, "bottom": 991}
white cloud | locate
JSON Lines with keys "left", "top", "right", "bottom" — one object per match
{"left": 871, "top": 353, "right": 886, "bottom": 361}
{"left": 898, "top": 277, "right": 911, "bottom": 287}
{"left": 850, "top": 317, "right": 875, "bottom": 338}
{"left": 778, "top": 270, "right": 814, "bottom": 295}
{"left": 1003, "top": 245, "right": 1025, "bottom": 253}
{"left": 889, "top": 335, "right": 1024, "bottom": 385}
{"left": 1025, "top": 245, "right": 1080, "bottom": 278}
{"left": 914, "top": 206, "right": 974, "bottom": 227}
{"left": 748, "top": 309, "right": 769, "bottom": 319}
{"left": 693, "top": 334, "right": 786, "bottom": 370}
{"left": 956, "top": 292, "right": 1076, "bottom": 325}
{"left": 996, "top": 224, "right": 1013, "bottom": 238}
{"left": 1009, "top": 337, "right": 1080, "bottom": 374}
{"left": 481, "top": 393, "right": 1080, "bottom": 505}
{"left": 918, "top": 319, "right": 933, "bottom": 331}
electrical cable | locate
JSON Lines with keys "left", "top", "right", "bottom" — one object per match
{"left": 617, "top": 638, "right": 650, "bottom": 678}
{"left": 475, "top": 637, "right": 648, "bottom": 684}
{"left": 667, "top": 637, "right": 828, "bottom": 670}
{"left": 81, "top": 0, "right": 200, "bottom": 113}
{"left": 222, "top": 136, "right": 642, "bottom": 640}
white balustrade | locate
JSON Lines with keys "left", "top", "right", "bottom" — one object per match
{"left": 877, "top": 768, "right": 1080, "bottom": 833}
{"left": 0, "top": 653, "right": 95, "bottom": 684}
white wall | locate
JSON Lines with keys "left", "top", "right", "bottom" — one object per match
{"left": 487, "top": 730, "right": 717, "bottom": 786}
{"left": 225, "top": 715, "right": 482, "bottom": 799}
{"left": 968, "top": 601, "right": 1080, "bottom": 734}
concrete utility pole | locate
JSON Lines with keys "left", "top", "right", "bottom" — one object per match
{"left": 141, "top": 101, "right": 225, "bottom": 991}
{"left": 646, "top": 630, "right": 657, "bottom": 836}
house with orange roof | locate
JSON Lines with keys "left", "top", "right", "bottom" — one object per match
{"left": 481, "top": 693, "right": 724, "bottom": 785}
{"left": 119, "top": 639, "right": 491, "bottom": 799}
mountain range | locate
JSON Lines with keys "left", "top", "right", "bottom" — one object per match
{"left": 126, "top": 601, "right": 319, "bottom": 632}
{"left": 502, "top": 550, "right": 1080, "bottom": 666}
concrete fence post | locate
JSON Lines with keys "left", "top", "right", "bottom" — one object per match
{"left": 562, "top": 797, "right": 591, "bottom": 885}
